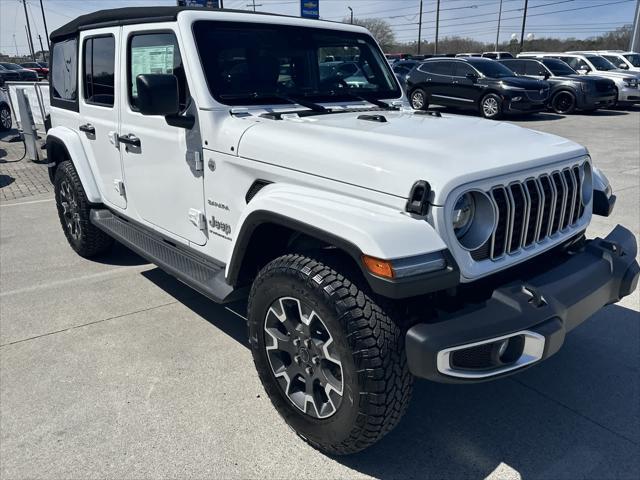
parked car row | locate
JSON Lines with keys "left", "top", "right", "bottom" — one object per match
{"left": 393, "top": 51, "right": 639, "bottom": 119}
{"left": 0, "top": 62, "right": 39, "bottom": 83}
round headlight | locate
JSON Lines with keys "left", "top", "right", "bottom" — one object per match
{"left": 453, "top": 193, "right": 475, "bottom": 237}
{"left": 452, "top": 191, "right": 496, "bottom": 251}
{"left": 581, "top": 161, "right": 593, "bottom": 205}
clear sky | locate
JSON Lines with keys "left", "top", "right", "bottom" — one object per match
{"left": 1, "top": 0, "right": 637, "bottom": 56}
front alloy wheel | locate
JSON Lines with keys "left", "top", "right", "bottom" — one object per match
{"left": 249, "top": 254, "right": 413, "bottom": 455}
{"left": 264, "top": 296, "right": 343, "bottom": 419}
{"left": 481, "top": 94, "right": 502, "bottom": 119}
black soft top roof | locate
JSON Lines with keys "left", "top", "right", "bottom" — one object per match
{"left": 50, "top": 6, "right": 286, "bottom": 41}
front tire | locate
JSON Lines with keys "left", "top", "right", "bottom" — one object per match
{"left": 54, "top": 161, "right": 114, "bottom": 258}
{"left": 480, "top": 93, "right": 503, "bottom": 119}
{"left": 550, "top": 91, "right": 576, "bottom": 114}
{"left": 248, "top": 254, "right": 413, "bottom": 455}
{"left": 410, "top": 88, "right": 428, "bottom": 110}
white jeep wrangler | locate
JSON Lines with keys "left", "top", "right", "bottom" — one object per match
{"left": 46, "top": 7, "right": 638, "bottom": 455}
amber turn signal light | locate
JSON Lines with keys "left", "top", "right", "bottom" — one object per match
{"left": 362, "top": 255, "right": 394, "bottom": 279}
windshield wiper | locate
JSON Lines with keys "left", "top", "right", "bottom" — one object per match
{"left": 220, "top": 92, "right": 327, "bottom": 112}
{"left": 326, "top": 91, "right": 398, "bottom": 110}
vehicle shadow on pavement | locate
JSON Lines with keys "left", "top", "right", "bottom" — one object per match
{"left": 91, "top": 241, "right": 150, "bottom": 267}
{"left": 337, "top": 303, "right": 640, "bottom": 479}
{"left": 583, "top": 109, "right": 630, "bottom": 117}
{"left": 137, "top": 266, "right": 639, "bottom": 479}
{"left": 140, "top": 267, "right": 249, "bottom": 347}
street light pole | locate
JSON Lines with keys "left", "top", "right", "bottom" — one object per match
{"left": 495, "top": 0, "right": 503, "bottom": 51}
{"left": 519, "top": 0, "right": 529, "bottom": 53}
{"left": 417, "top": 0, "right": 423, "bottom": 55}
{"left": 434, "top": 0, "right": 440, "bottom": 55}
{"left": 347, "top": 6, "right": 353, "bottom": 24}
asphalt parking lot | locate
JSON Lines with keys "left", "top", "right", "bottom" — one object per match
{"left": 1, "top": 108, "right": 639, "bottom": 479}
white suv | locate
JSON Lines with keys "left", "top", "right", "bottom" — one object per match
{"left": 46, "top": 7, "right": 639, "bottom": 455}
{"left": 569, "top": 50, "right": 640, "bottom": 72}
{"left": 518, "top": 52, "right": 640, "bottom": 105}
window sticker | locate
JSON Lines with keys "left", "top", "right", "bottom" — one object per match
{"left": 130, "top": 44, "right": 174, "bottom": 96}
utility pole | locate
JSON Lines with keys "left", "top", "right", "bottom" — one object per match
{"left": 631, "top": 0, "right": 640, "bottom": 51}
{"left": 38, "top": 35, "right": 45, "bottom": 61}
{"left": 22, "top": 0, "right": 36, "bottom": 61}
{"left": 347, "top": 6, "right": 353, "bottom": 24}
{"left": 39, "top": 0, "right": 50, "bottom": 53}
{"left": 417, "top": 0, "right": 423, "bottom": 55}
{"left": 495, "top": 0, "right": 503, "bottom": 51}
{"left": 519, "top": 0, "right": 529, "bottom": 53}
{"left": 247, "top": 0, "right": 261, "bottom": 11}
{"left": 13, "top": 34, "right": 19, "bottom": 56}
{"left": 25, "top": 26, "right": 35, "bottom": 60}
{"left": 434, "top": 0, "right": 440, "bottom": 55}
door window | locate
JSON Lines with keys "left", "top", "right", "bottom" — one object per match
{"left": 83, "top": 36, "right": 115, "bottom": 107}
{"left": 128, "top": 32, "right": 188, "bottom": 110}
{"left": 453, "top": 62, "right": 476, "bottom": 77}
{"left": 524, "top": 61, "right": 547, "bottom": 77}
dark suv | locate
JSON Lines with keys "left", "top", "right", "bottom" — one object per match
{"left": 499, "top": 58, "right": 616, "bottom": 113}
{"left": 406, "top": 57, "right": 550, "bottom": 119}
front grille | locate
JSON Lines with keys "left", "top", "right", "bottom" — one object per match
{"left": 525, "top": 88, "right": 549, "bottom": 101}
{"left": 595, "top": 80, "right": 614, "bottom": 93}
{"left": 472, "top": 162, "right": 588, "bottom": 261}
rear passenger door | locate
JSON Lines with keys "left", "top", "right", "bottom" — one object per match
{"left": 78, "top": 28, "right": 126, "bottom": 209}
{"left": 424, "top": 61, "right": 455, "bottom": 105}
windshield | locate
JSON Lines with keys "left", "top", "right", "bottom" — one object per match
{"left": 469, "top": 60, "right": 515, "bottom": 78}
{"left": 0, "top": 63, "right": 21, "bottom": 71}
{"left": 542, "top": 58, "right": 576, "bottom": 75}
{"left": 623, "top": 53, "right": 640, "bottom": 67}
{"left": 586, "top": 55, "right": 617, "bottom": 71}
{"left": 193, "top": 21, "right": 400, "bottom": 106}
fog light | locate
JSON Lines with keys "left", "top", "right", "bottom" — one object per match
{"left": 497, "top": 339, "right": 509, "bottom": 357}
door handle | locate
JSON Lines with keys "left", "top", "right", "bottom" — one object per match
{"left": 118, "top": 134, "right": 141, "bottom": 148}
{"left": 79, "top": 123, "right": 95, "bottom": 135}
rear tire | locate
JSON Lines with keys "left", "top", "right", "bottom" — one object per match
{"left": 248, "top": 254, "right": 413, "bottom": 455}
{"left": 0, "top": 104, "right": 11, "bottom": 131}
{"left": 480, "top": 93, "right": 503, "bottom": 119}
{"left": 54, "top": 161, "right": 114, "bottom": 258}
{"left": 410, "top": 88, "right": 428, "bottom": 110}
{"left": 550, "top": 91, "right": 576, "bottom": 114}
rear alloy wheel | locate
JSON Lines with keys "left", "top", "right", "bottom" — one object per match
{"left": 551, "top": 91, "right": 576, "bottom": 114}
{"left": 480, "top": 93, "right": 503, "bottom": 119}
{"left": 249, "top": 254, "right": 413, "bottom": 455}
{"left": 54, "top": 161, "right": 114, "bottom": 258}
{"left": 0, "top": 104, "right": 11, "bottom": 131}
{"left": 410, "top": 88, "right": 428, "bottom": 110}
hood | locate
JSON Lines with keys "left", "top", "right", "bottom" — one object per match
{"left": 237, "top": 109, "right": 586, "bottom": 203}
{"left": 495, "top": 76, "right": 548, "bottom": 89}
{"left": 591, "top": 69, "right": 639, "bottom": 79}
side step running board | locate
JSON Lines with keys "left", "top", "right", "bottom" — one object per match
{"left": 90, "top": 209, "right": 244, "bottom": 304}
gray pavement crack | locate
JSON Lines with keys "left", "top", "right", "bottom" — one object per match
{"left": 511, "top": 377, "right": 638, "bottom": 446}
{"left": 0, "top": 300, "right": 179, "bottom": 348}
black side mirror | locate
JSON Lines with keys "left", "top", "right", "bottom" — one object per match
{"left": 136, "top": 74, "right": 179, "bottom": 116}
{"left": 543, "top": 72, "right": 550, "bottom": 80}
{"left": 466, "top": 72, "right": 478, "bottom": 82}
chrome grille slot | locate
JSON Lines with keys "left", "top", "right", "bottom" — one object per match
{"left": 471, "top": 163, "right": 587, "bottom": 261}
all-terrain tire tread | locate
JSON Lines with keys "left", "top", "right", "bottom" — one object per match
{"left": 249, "top": 253, "right": 413, "bottom": 455}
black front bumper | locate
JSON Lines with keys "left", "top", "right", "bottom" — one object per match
{"left": 406, "top": 225, "right": 639, "bottom": 383}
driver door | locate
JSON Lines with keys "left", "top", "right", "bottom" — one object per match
{"left": 119, "top": 26, "right": 206, "bottom": 246}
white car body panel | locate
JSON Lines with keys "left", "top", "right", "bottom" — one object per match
{"left": 48, "top": 10, "right": 602, "bottom": 286}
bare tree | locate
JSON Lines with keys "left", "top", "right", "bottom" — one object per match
{"left": 346, "top": 17, "right": 396, "bottom": 51}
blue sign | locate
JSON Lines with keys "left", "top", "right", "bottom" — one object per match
{"left": 301, "top": 0, "right": 319, "bottom": 19}
{"left": 177, "top": 0, "right": 221, "bottom": 7}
